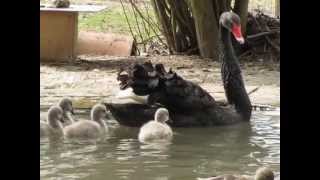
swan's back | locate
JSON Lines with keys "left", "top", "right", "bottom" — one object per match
{"left": 64, "top": 120, "right": 101, "bottom": 139}
{"left": 138, "top": 121, "right": 173, "bottom": 143}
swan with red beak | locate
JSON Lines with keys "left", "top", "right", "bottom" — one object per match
{"left": 220, "top": 11, "right": 245, "bottom": 44}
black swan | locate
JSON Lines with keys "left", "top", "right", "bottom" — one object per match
{"left": 105, "top": 12, "right": 252, "bottom": 127}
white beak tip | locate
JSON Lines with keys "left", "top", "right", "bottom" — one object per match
{"left": 236, "top": 37, "right": 245, "bottom": 44}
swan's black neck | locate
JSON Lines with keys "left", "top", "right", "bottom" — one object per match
{"left": 220, "top": 26, "right": 252, "bottom": 121}
{"left": 221, "top": 27, "right": 235, "bottom": 61}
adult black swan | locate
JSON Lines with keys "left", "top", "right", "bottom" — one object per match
{"left": 105, "top": 12, "right": 252, "bottom": 127}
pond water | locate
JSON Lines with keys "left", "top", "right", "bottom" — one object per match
{"left": 40, "top": 109, "right": 280, "bottom": 180}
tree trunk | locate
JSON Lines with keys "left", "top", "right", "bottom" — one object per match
{"left": 190, "top": 0, "right": 219, "bottom": 59}
{"left": 275, "top": 0, "right": 280, "bottom": 18}
{"left": 234, "top": 0, "right": 249, "bottom": 36}
{"left": 150, "top": 0, "right": 175, "bottom": 53}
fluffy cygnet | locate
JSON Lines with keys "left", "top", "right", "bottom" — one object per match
{"left": 40, "top": 98, "right": 75, "bottom": 127}
{"left": 63, "top": 104, "right": 107, "bottom": 139}
{"left": 197, "top": 167, "right": 275, "bottom": 180}
{"left": 138, "top": 108, "right": 173, "bottom": 143}
{"left": 254, "top": 167, "right": 274, "bottom": 180}
{"left": 40, "top": 106, "right": 64, "bottom": 138}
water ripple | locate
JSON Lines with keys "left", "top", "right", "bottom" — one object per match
{"left": 40, "top": 109, "right": 280, "bottom": 180}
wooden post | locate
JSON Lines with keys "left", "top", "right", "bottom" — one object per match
{"left": 40, "top": 11, "right": 78, "bottom": 61}
{"left": 275, "top": 0, "right": 280, "bottom": 18}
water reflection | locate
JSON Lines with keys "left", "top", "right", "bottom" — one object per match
{"left": 40, "top": 109, "right": 280, "bottom": 180}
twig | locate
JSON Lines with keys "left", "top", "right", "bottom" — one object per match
{"left": 252, "top": 104, "right": 277, "bottom": 111}
{"left": 248, "top": 86, "right": 260, "bottom": 96}
{"left": 167, "top": 0, "right": 193, "bottom": 39}
{"left": 239, "top": 50, "right": 251, "bottom": 58}
{"left": 247, "top": 30, "right": 279, "bottom": 39}
{"left": 129, "top": 0, "right": 144, "bottom": 44}
{"left": 119, "top": 0, "right": 140, "bottom": 55}
{"left": 265, "top": 36, "right": 280, "bottom": 52}
{"left": 142, "top": 1, "right": 151, "bottom": 37}
{"left": 142, "top": 1, "right": 163, "bottom": 35}
{"left": 136, "top": 35, "right": 158, "bottom": 44}
{"left": 252, "top": 16, "right": 280, "bottom": 53}
{"left": 130, "top": 1, "right": 166, "bottom": 46}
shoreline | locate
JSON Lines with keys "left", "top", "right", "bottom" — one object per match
{"left": 40, "top": 55, "right": 280, "bottom": 109}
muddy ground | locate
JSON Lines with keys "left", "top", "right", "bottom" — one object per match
{"left": 40, "top": 55, "right": 279, "bottom": 110}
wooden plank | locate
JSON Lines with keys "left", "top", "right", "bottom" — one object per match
{"left": 40, "top": 11, "right": 78, "bottom": 61}
{"left": 40, "top": 4, "right": 107, "bottom": 13}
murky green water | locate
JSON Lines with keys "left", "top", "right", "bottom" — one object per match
{"left": 40, "top": 109, "right": 280, "bottom": 180}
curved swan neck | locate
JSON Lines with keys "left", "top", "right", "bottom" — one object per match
{"left": 97, "top": 118, "right": 107, "bottom": 129}
{"left": 64, "top": 112, "right": 75, "bottom": 123}
{"left": 220, "top": 23, "right": 252, "bottom": 121}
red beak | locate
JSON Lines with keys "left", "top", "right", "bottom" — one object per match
{"left": 231, "top": 24, "right": 245, "bottom": 44}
